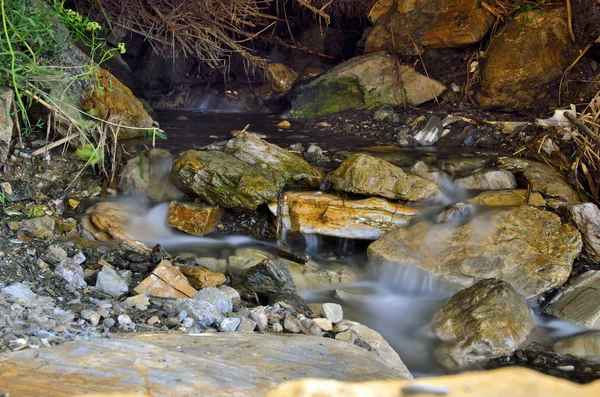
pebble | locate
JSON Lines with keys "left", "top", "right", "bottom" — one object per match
{"left": 96, "top": 266, "right": 129, "bottom": 298}
{"left": 195, "top": 287, "right": 232, "bottom": 313}
{"left": 335, "top": 330, "right": 356, "bottom": 343}
{"left": 1, "top": 283, "right": 36, "bottom": 302}
{"left": 182, "top": 318, "right": 194, "bottom": 328}
{"left": 272, "top": 323, "right": 283, "bottom": 333}
{"left": 147, "top": 316, "right": 160, "bottom": 325}
{"left": 103, "top": 318, "right": 116, "bottom": 329}
{"left": 219, "top": 317, "right": 241, "bottom": 332}
{"left": 283, "top": 316, "right": 301, "bottom": 333}
{"left": 42, "top": 245, "right": 68, "bottom": 265}
{"left": 250, "top": 308, "right": 268, "bottom": 332}
{"left": 219, "top": 285, "right": 241, "bottom": 306}
{"left": 313, "top": 318, "right": 333, "bottom": 331}
{"left": 54, "top": 258, "right": 87, "bottom": 288}
{"left": 122, "top": 294, "right": 150, "bottom": 310}
{"left": 236, "top": 317, "right": 256, "bottom": 332}
{"left": 322, "top": 303, "right": 343, "bottom": 323}
{"left": 118, "top": 313, "right": 132, "bottom": 325}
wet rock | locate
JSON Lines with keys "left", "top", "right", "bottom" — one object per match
{"left": 9, "top": 216, "right": 55, "bottom": 239}
{"left": 0, "top": 88, "right": 14, "bottom": 166}
{"left": 433, "top": 279, "right": 535, "bottom": 369}
{"left": 55, "top": 258, "right": 87, "bottom": 288}
{"left": 134, "top": 259, "right": 197, "bottom": 298}
{"left": 554, "top": 332, "right": 600, "bottom": 362}
{"left": 373, "top": 105, "right": 399, "bottom": 123}
{"left": 329, "top": 154, "right": 440, "bottom": 202}
{"left": 547, "top": 271, "right": 600, "bottom": 329}
{"left": 322, "top": 303, "right": 343, "bottom": 324}
{"left": 195, "top": 287, "right": 232, "bottom": 314}
{"left": 0, "top": 180, "right": 36, "bottom": 202}
{"left": 223, "top": 133, "right": 323, "bottom": 188}
{"left": 1, "top": 283, "right": 36, "bottom": 302}
{"left": 469, "top": 189, "right": 546, "bottom": 207}
{"left": 83, "top": 201, "right": 134, "bottom": 241}
{"left": 477, "top": 8, "right": 572, "bottom": 110}
{"left": 267, "top": 367, "right": 598, "bottom": 397}
{"left": 42, "top": 245, "right": 68, "bottom": 265}
{"left": 95, "top": 266, "right": 129, "bottom": 298}
{"left": 454, "top": 170, "right": 517, "bottom": 190}
{"left": 410, "top": 161, "right": 446, "bottom": 186}
{"left": 303, "top": 144, "right": 329, "bottom": 165}
{"left": 266, "top": 63, "right": 298, "bottom": 93}
{"left": 166, "top": 201, "right": 222, "bottom": 236}
{"left": 497, "top": 157, "right": 581, "bottom": 202}
{"left": 435, "top": 202, "right": 475, "bottom": 226}
{"left": 269, "top": 191, "right": 419, "bottom": 240}
{"left": 245, "top": 259, "right": 297, "bottom": 296}
{"left": 177, "top": 265, "right": 226, "bottom": 289}
{"left": 172, "top": 299, "right": 222, "bottom": 327}
{"left": 118, "top": 149, "right": 183, "bottom": 201}
{"left": 289, "top": 52, "right": 445, "bottom": 117}
{"left": 368, "top": 206, "right": 582, "bottom": 298}
{"left": 219, "top": 317, "right": 241, "bottom": 332}
{"left": 565, "top": 203, "right": 600, "bottom": 261}
{"left": 413, "top": 115, "right": 444, "bottom": 145}
{"left": 282, "top": 258, "right": 362, "bottom": 292}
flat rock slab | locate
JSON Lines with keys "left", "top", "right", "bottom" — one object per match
{"left": 0, "top": 332, "right": 410, "bottom": 396}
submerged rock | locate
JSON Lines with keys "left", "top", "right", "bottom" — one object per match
{"left": 329, "top": 154, "right": 440, "bottom": 202}
{"left": 547, "top": 271, "right": 600, "bottom": 329}
{"left": 83, "top": 201, "right": 135, "bottom": 241}
{"left": 367, "top": 205, "right": 582, "bottom": 298}
{"left": 269, "top": 191, "right": 419, "bottom": 240}
{"left": 433, "top": 279, "right": 535, "bottom": 368}
{"left": 166, "top": 201, "right": 222, "bottom": 236}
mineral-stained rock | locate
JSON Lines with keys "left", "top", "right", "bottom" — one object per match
{"left": 266, "top": 367, "right": 599, "bottom": 397}
{"left": 497, "top": 157, "right": 581, "bottom": 203}
{"left": 547, "top": 271, "right": 600, "bottom": 329}
{"left": 166, "top": 201, "right": 222, "bottom": 236}
{"left": 134, "top": 259, "right": 197, "bottom": 298}
{"left": 329, "top": 154, "right": 440, "bottom": 202}
{"left": 177, "top": 265, "right": 226, "bottom": 289}
{"left": 84, "top": 201, "right": 134, "bottom": 241}
{"left": 469, "top": 189, "right": 546, "bottom": 207}
{"left": 289, "top": 52, "right": 445, "bottom": 117}
{"left": 554, "top": 332, "right": 600, "bottom": 362}
{"left": 266, "top": 63, "right": 298, "bottom": 93}
{"left": 367, "top": 206, "right": 582, "bottom": 298}
{"left": 433, "top": 279, "right": 535, "bottom": 368}
{"left": 476, "top": 8, "right": 572, "bottom": 111}
{"left": 268, "top": 191, "right": 420, "bottom": 240}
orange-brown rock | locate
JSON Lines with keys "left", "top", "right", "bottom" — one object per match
{"left": 177, "top": 265, "right": 227, "bottom": 289}
{"left": 166, "top": 201, "right": 222, "bottom": 236}
{"left": 134, "top": 259, "right": 197, "bottom": 298}
{"left": 83, "top": 201, "right": 135, "bottom": 241}
{"left": 80, "top": 69, "right": 154, "bottom": 140}
{"left": 266, "top": 63, "right": 298, "bottom": 93}
{"left": 268, "top": 191, "right": 420, "bottom": 240}
{"left": 476, "top": 8, "right": 572, "bottom": 110}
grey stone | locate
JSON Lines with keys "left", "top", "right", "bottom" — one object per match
{"left": 117, "top": 313, "right": 132, "bottom": 325}
{"left": 250, "top": 307, "right": 268, "bottom": 332}
{"left": 195, "top": 287, "right": 232, "bottom": 313}
{"left": 96, "top": 266, "right": 129, "bottom": 298}
{"left": 219, "top": 317, "right": 241, "bottom": 332}
{"left": 322, "top": 303, "right": 343, "bottom": 323}
{"left": 236, "top": 317, "right": 257, "bottom": 332}
{"left": 42, "top": 245, "right": 68, "bottom": 265}
{"left": 272, "top": 323, "right": 284, "bottom": 333}
{"left": 218, "top": 285, "right": 241, "bottom": 306}
{"left": 103, "top": 318, "right": 116, "bottom": 328}
{"left": 413, "top": 115, "right": 444, "bottom": 145}
{"left": 566, "top": 203, "right": 600, "bottom": 261}
{"left": 373, "top": 105, "right": 398, "bottom": 123}
{"left": 454, "top": 170, "right": 517, "bottom": 190}
{"left": 182, "top": 318, "right": 195, "bottom": 328}
{"left": 1, "top": 180, "right": 36, "bottom": 202}
{"left": 245, "top": 259, "right": 297, "bottom": 296}
{"left": 15, "top": 216, "right": 56, "bottom": 240}
{"left": 1, "top": 283, "right": 36, "bottom": 302}
{"left": 283, "top": 316, "right": 302, "bottom": 333}
{"left": 547, "top": 271, "right": 600, "bottom": 329}
{"left": 55, "top": 258, "right": 87, "bottom": 288}
{"left": 173, "top": 298, "right": 223, "bottom": 327}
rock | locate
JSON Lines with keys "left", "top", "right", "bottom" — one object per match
{"left": 266, "top": 63, "right": 298, "bottom": 93}
{"left": 269, "top": 293, "right": 311, "bottom": 315}
{"left": 433, "top": 279, "right": 535, "bottom": 368}
{"left": 80, "top": 69, "right": 155, "bottom": 140}
{"left": 117, "top": 313, "right": 132, "bottom": 325}
{"left": 219, "top": 286, "right": 241, "bottom": 306}
{"left": 282, "top": 258, "right": 362, "bottom": 292}
{"left": 166, "top": 201, "right": 222, "bottom": 236}
{"left": 118, "top": 149, "right": 183, "bottom": 201}
{"left": 277, "top": 120, "right": 292, "bottom": 128}
{"left": 42, "top": 245, "right": 68, "bottom": 265}
{"left": 554, "top": 332, "right": 600, "bottom": 362}
{"left": 477, "top": 8, "right": 572, "bottom": 110}
{"left": 284, "top": 316, "right": 302, "bottom": 333}
{"left": 368, "top": 206, "right": 582, "bottom": 298}
{"left": 547, "top": 271, "right": 600, "bottom": 329}
{"left": 497, "top": 157, "right": 581, "bottom": 202}
{"left": 219, "top": 317, "right": 241, "bottom": 332}
{"left": 195, "top": 287, "right": 232, "bottom": 314}
{"left": 237, "top": 318, "right": 257, "bottom": 332}
{"left": 178, "top": 265, "right": 226, "bottom": 289}
{"left": 322, "top": 303, "right": 343, "bottom": 323}
{"left": 245, "top": 259, "right": 297, "bottom": 296}
{"left": 95, "top": 266, "right": 129, "bottom": 298}
{"left": 469, "top": 189, "right": 546, "bottom": 207}
{"left": 434, "top": 202, "right": 475, "bottom": 226}
{"left": 83, "top": 201, "right": 135, "bottom": 241}
{"left": 329, "top": 154, "right": 440, "bottom": 202}
{"left": 303, "top": 144, "right": 329, "bottom": 165}
{"left": 172, "top": 299, "right": 222, "bottom": 327}
{"left": 413, "top": 115, "right": 444, "bottom": 145}
{"left": 289, "top": 52, "right": 445, "bottom": 117}
{"left": 250, "top": 307, "right": 269, "bottom": 332}
{"left": 1, "top": 283, "right": 36, "bottom": 302}
{"left": 169, "top": 149, "right": 284, "bottom": 210}
{"left": 266, "top": 367, "right": 599, "bottom": 397}
{"left": 313, "top": 318, "right": 333, "bottom": 331}
{"left": 54, "top": 258, "right": 87, "bottom": 288}
{"left": 454, "top": 170, "right": 517, "bottom": 190}
{"left": 0, "top": 88, "right": 14, "bottom": 166}
{"left": 223, "top": 133, "right": 323, "bottom": 188}
{"left": 0, "top": 180, "right": 36, "bottom": 202}
{"left": 226, "top": 248, "right": 272, "bottom": 275}
{"left": 134, "top": 259, "right": 197, "bottom": 298}
{"left": 373, "top": 105, "right": 398, "bottom": 123}
{"left": 566, "top": 203, "right": 600, "bottom": 261}
{"left": 14, "top": 216, "right": 55, "bottom": 239}
{"left": 122, "top": 294, "right": 150, "bottom": 310}
{"left": 269, "top": 191, "right": 419, "bottom": 240}
{"left": 0, "top": 332, "right": 411, "bottom": 395}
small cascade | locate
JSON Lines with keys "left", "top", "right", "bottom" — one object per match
{"left": 184, "top": 87, "right": 248, "bottom": 112}
{"left": 376, "top": 261, "right": 458, "bottom": 296}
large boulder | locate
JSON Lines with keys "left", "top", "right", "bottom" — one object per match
{"left": 433, "top": 279, "right": 535, "bottom": 368}
{"left": 268, "top": 191, "right": 419, "bottom": 240}
{"left": 367, "top": 205, "right": 582, "bottom": 298}
{"left": 329, "top": 154, "right": 441, "bottom": 202}
{"left": 289, "top": 52, "right": 445, "bottom": 117}
{"left": 476, "top": 8, "right": 572, "bottom": 110}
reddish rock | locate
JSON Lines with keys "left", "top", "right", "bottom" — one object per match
{"left": 166, "top": 201, "right": 222, "bottom": 236}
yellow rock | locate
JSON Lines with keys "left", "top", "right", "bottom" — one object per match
{"left": 177, "top": 264, "right": 227, "bottom": 289}
{"left": 67, "top": 198, "right": 80, "bottom": 209}
{"left": 469, "top": 189, "right": 546, "bottom": 207}
{"left": 277, "top": 120, "right": 292, "bottom": 128}
{"left": 134, "top": 259, "right": 197, "bottom": 298}
{"left": 166, "top": 201, "right": 222, "bottom": 236}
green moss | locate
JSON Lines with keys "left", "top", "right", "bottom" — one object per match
{"left": 290, "top": 77, "right": 365, "bottom": 117}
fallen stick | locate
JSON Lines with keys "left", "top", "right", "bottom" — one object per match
{"left": 31, "top": 132, "right": 80, "bottom": 156}
{"left": 565, "top": 111, "right": 600, "bottom": 146}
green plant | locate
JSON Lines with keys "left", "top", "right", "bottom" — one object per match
{"left": 0, "top": 189, "right": 9, "bottom": 206}
{"left": 27, "top": 206, "right": 45, "bottom": 218}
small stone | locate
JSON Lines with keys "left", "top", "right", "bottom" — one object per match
{"left": 55, "top": 258, "right": 87, "bottom": 288}
{"left": 413, "top": 115, "right": 443, "bottom": 145}
{"left": 147, "top": 316, "right": 160, "bottom": 325}
{"left": 236, "top": 317, "right": 257, "bottom": 332}
{"left": 277, "top": 120, "right": 291, "bottom": 128}
{"left": 245, "top": 259, "right": 297, "bottom": 296}
{"left": 218, "top": 285, "right": 241, "bottom": 306}
{"left": 322, "top": 303, "right": 343, "bottom": 323}
{"left": 335, "top": 330, "right": 356, "bottom": 343}
{"left": 166, "top": 202, "right": 222, "bottom": 237}
{"left": 250, "top": 308, "right": 268, "bottom": 332}
{"left": 103, "top": 318, "right": 116, "bottom": 328}
{"left": 96, "top": 266, "right": 129, "bottom": 298}
{"left": 194, "top": 287, "right": 232, "bottom": 313}
{"left": 173, "top": 298, "right": 223, "bottom": 327}
{"left": 373, "top": 105, "right": 397, "bottom": 123}
{"left": 272, "top": 323, "right": 284, "bottom": 333}
{"left": 68, "top": 199, "right": 80, "bottom": 209}
{"left": 178, "top": 265, "right": 226, "bottom": 289}
{"left": 72, "top": 252, "right": 86, "bottom": 265}
{"left": 42, "top": 245, "right": 68, "bottom": 265}
{"left": 182, "top": 318, "right": 194, "bottom": 328}
{"left": 134, "top": 260, "right": 197, "bottom": 298}
{"left": 81, "top": 310, "right": 101, "bottom": 326}
{"left": 122, "top": 294, "right": 150, "bottom": 310}
{"left": 219, "top": 317, "right": 241, "bottom": 332}
{"left": 1, "top": 283, "right": 36, "bottom": 301}
{"left": 313, "top": 318, "right": 333, "bottom": 331}
{"left": 313, "top": 121, "right": 331, "bottom": 128}
{"left": 118, "top": 313, "right": 132, "bottom": 325}
{"left": 283, "top": 316, "right": 302, "bottom": 333}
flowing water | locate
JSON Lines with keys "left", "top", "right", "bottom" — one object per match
{"left": 122, "top": 109, "right": 588, "bottom": 377}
